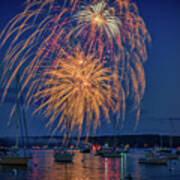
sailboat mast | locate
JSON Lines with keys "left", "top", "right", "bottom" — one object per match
{"left": 22, "top": 106, "right": 29, "bottom": 147}
{"left": 15, "top": 74, "right": 26, "bottom": 149}
{"left": 169, "top": 118, "right": 174, "bottom": 148}
{"left": 15, "top": 117, "right": 19, "bottom": 148}
{"left": 113, "top": 114, "right": 118, "bottom": 147}
{"left": 15, "top": 74, "right": 21, "bottom": 149}
{"left": 65, "top": 115, "right": 70, "bottom": 147}
{"left": 160, "top": 134, "right": 163, "bottom": 148}
{"left": 63, "top": 114, "right": 72, "bottom": 148}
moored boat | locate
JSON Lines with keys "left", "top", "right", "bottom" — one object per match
{"left": 101, "top": 151, "right": 123, "bottom": 158}
{"left": 138, "top": 149, "right": 167, "bottom": 165}
{"left": 0, "top": 75, "right": 31, "bottom": 167}
{"left": 138, "top": 157, "right": 167, "bottom": 165}
{"left": 0, "top": 156, "right": 30, "bottom": 166}
{"left": 96, "top": 145, "right": 128, "bottom": 157}
{"left": 80, "top": 144, "right": 91, "bottom": 153}
{"left": 0, "top": 148, "right": 31, "bottom": 166}
{"left": 95, "top": 146, "right": 114, "bottom": 156}
{"left": 53, "top": 114, "right": 74, "bottom": 163}
{"left": 156, "top": 148, "right": 178, "bottom": 160}
{"left": 54, "top": 149, "right": 74, "bottom": 163}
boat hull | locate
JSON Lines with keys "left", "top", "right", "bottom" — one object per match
{"left": 101, "top": 153, "right": 122, "bottom": 158}
{"left": 80, "top": 149, "right": 91, "bottom": 153}
{"left": 163, "top": 155, "right": 179, "bottom": 160}
{"left": 138, "top": 158, "right": 167, "bottom": 165}
{"left": 54, "top": 152, "right": 74, "bottom": 163}
{"left": 0, "top": 157, "right": 30, "bottom": 166}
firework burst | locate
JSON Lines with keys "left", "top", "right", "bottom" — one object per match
{"left": 67, "top": 0, "right": 151, "bottom": 126}
{"left": 0, "top": 0, "right": 151, "bottom": 133}
{"left": 31, "top": 47, "right": 117, "bottom": 136}
{"left": 68, "top": 1, "right": 122, "bottom": 59}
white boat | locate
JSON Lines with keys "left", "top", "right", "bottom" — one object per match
{"left": 138, "top": 150, "right": 167, "bottom": 165}
{"left": 0, "top": 150, "right": 30, "bottom": 166}
{"left": 156, "top": 148, "right": 178, "bottom": 160}
{"left": 0, "top": 75, "right": 31, "bottom": 166}
{"left": 54, "top": 115, "right": 74, "bottom": 163}
{"left": 0, "top": 135, "right": 31, "bottom": 167}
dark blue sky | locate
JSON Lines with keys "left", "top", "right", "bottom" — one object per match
{"left": 0, "top": 0, "right": 180, "bottom": 136}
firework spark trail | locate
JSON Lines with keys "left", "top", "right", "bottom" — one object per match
{"left": 114, "top": 0, "right": 151, "bottom": 125}
{"left": 31, "top": 47, "right": 117, "bottom": 136}
{"left": 68, "top": 1, "right": 123, "bottom": 60}
{"left": 0, "top": 0, "right": 150, "bottom": 133}
{"left": 0, "top": 0, "right": 69, "bottom": 102}
{"left": 67, "top": 0, "right": 150, "bottom": 125}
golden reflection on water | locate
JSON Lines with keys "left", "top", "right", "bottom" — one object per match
{"left": 1, "top": 149, "right": 180, "bottom": 180}
{"left": 29, "top": 150, "right": 127, "bottom": 180}
{"left": 133, "top": 153, "right": 143, "bottom": 180}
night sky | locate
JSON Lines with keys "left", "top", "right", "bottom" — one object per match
{"left": 0, "top": 0, "right": 180, "bottom": 137}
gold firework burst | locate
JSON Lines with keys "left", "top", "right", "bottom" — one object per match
{"left": 32, "top": 48, "right": 117, "bottom": 136}
{"left": 0, "top": 0, "right": 151, "bottom": 132}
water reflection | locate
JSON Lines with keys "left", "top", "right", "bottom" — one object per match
{"left": 29, "top": 150, "right": 128, "bottom": 180}
{"left": 0, "top": 149, "right": 180, "bottom": 180}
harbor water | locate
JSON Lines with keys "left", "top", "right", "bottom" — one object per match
{"left": 0, "top": 149, "right": 180, "bottom": 180}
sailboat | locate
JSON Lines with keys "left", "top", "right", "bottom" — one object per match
{"left": 156, "top": 118, "right": 178, "bottom": 160}
{"left": 54, "top": 149, "right": 74, "bottom": 163}
{"left": 98, "top": 116, "right": 126, "bottom": 158}
{"left": 0, "top": 75, "right": 31, "bottom": 166}
{"left": 0, "top": 149, "right": 30, "bottom": 166}
{"left": 80, "top": 143, "right": 91, "bottom": 153}
{"left": 138, "top": 149, "right": 168, "bottom": 165}
{"left": 54, "top": 115, "right": 74, "bottom": 163}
